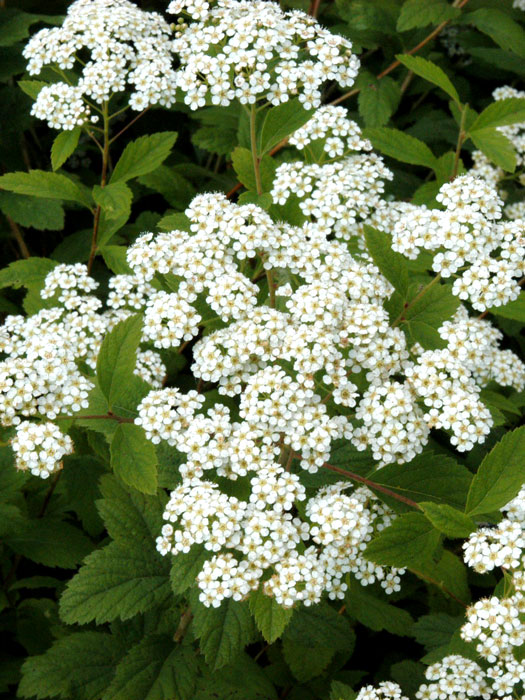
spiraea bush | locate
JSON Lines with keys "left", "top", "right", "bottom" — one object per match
{"left": 0, "top": 0, "right": 525, "bottom": 698}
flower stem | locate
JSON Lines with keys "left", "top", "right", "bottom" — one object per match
{"left": 451, "top": 103, "right": 469, "bottom": 180}
{"left": 249, "top": 104, "right": 263, "bottom": 196}
{"left": 87, "top": 100, "right": 110, "bottom": 273}
{"left": 391, "top": 273, "right": 442, "bottom": 328}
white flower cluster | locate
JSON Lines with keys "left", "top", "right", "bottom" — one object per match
{"left": 356, "top": 682, "right": 408, "bottom": 700}
{"left": 384, "top": 175, "right": 525, "bottom": 311}
{"left": 288, "top": 105, "right": 373, "bottom": 158}
{"left": 168, "top": 0, "right": 359, "bottom": 109}
{"left": 271, "top": 152, "right": 392, "bottom": 242}
{"left": 0, "top": 264, "right": 166, "bottom": 476}
{"left": 23, "top": 0, "right": 176, "bottom": 129}
{"left": 416, "top": 655, "right": 491, "bottom": 700}
{"left": 11, "top": 421, "right": 73, "bottom": 479}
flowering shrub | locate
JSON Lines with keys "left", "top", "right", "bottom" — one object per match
{"left": 0, "top": 0, "right": 524, "bottom": 698}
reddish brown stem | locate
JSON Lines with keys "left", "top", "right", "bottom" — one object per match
{"left": 323, "top": 462, "right": 422, "bottom": 510}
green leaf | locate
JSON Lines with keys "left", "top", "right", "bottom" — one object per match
{"left": 18, "top": 631, "right": 126, "bottom": 700}
{"left": 170, "top": 545, "right": 208, "bottom": 595}
{"left": 470, "top": 97, "right": 525, "bottom": 131}
{"left": 330, "top": 681, "right": 357, "bottom": 700}
{"left": 0, "top": 191, "right": 64, "bottom": 231}
{"left": 100, "top": 245, "right": 133, "bottom": 274}
{"left": 370, "top": 452, "right": 472, "bottom": 513}
{"left": 402, "top": 281, "right": 460, "bottom": 349}
{"left": 420, "top": 502, "right": 476, "bottom": 538}
{"left": 59, "top": 540, "right": 171, "bottom": 625}
{"left": 96, "top": 314, "right": 143, "bottom": 408}
{"left": 110, "top": 132, "right": 178, "bottom": 184}
{"left": 192, "top": 598, "right": 256, "bottom": 670}
{"left": 93, "top": 182, "right": 132, "bottom": 222}
{"left": 157, "top": 211, "right": 192, "bottom": 232}
{"left": 413, "top": 550, "right": 470, "bottom": 606}
{"left": 62, "top": 455, "right": 106, "bottom": 536}
{"left": 345, "top": 583, "right": 414, "bottom": 636}
{"left": 231, "top": 146, "right": 276, "bottom": 193}
{"left": 413, "top": 613, "right": 463, "bottom": 651}
{"left": 464, "top": 9, "right": 525, "bottom": 58}
{"left": 480, "top": 389, "right": 521, "bottom": 417}
{"left": 249, "top": 589, "right": 293, "bottom": 643}
{"left": 110, "top": 424, "right": 158, "bottom": 495}
{"left": 284, "top": 602, "right": 355, "bottom": 650}
{"left": 138, "top": 165, "right": 195, "bottom": 210}
{"left": 363, "top": 127, "right": 437, "bottom": 168}
{"left": 104, "top": 635, "right": 197, "bottom": 700}
{"left": 364, "top": 512, "right": 442, "bottom": 568}
{"left": 282, "top": 641, "right": 335, "bottom": 683}
{"left": 364, "top": 224, "right": 409, "bottom": 296}
{"left": 469, "top": 127, "right": 516, "bottom": 172}
{"left": 51, "top": 127, "right": 81, "bottom": 171}
{"left": 0, "top": 256, "right": 57, "bottom": 293}
{"left": 396, "top": 54, "right": 461, "bottom": 106}
{"left": 214, "top": 653, "right": 278, "bottom": 700}
{"left": 490, "top": 294, "right": 525, "bottom": 321}
{"left": 6, "top": 518, "right": 93, "bottom": 569}
{"left": 258, "top": 99, "right": 315, "bottom": 155}
{"left": 237, "top": 191, "right": 273, "bottom": 210}
{"left": 465, "top": 426, "right": 525, "bottom": 516}
{"left": 18, "top": 79, "right": 47, "bottom": 100}
{"left": 397, "top": 0, "right": 459, "bottom": 31}
{"left": 358, "top": 74, "right": 401, "bottom": 127}
{"left": 0, "top": 170, "right": 92, "bottom": 209}
{"left": 97, "top": 474, "right": 165, "bottom": 543}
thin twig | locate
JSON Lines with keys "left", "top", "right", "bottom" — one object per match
{"left": 308, "top": 0, "right": 322, "bottom": 18}
{"left": 391, "top": 274, "right": 442, "bottom": 327}
{"left": 109, "top": 106, "right": 150, "bottom": 145}
{"left": 410, "top": 568, "right": 468, "bottom": 607}
{"left": 323, "top": 462, "right": 422, "bottom": 510}
{"left": 173, "top": 607, "right": 193, "bottom": 643}
{"left": 6, "top": 216, "right": 30, "bottom": 258}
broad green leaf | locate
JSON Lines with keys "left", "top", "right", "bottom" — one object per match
{"left": 480, "top": 389, "right": 522, "bottom": 417}
{"left": 396, "top": 54, "right": 461, "bottom": 106}
{"left": 97, "top": 474, "right": 166, "bottom": 543}
{"left": 6, "top": 518, "right": 93, "bottom": 569}
{"left": 464, "top": 9, "right": 525, "bottom": 58}
{"left": 104, "top": 635, "right": 197, "bottom": 700}
{"left": 59, "top": 540, "right": 171, "bottom": 624}
{"left": 62, "top": 455, "right": 106, "bottom": 536}
{"left": 231, "top": 146, "right": 276, "bottom": 193}
{"left": 330, "top": 681, "right": 357, "bottom": 700}
{"left": 363, "top": 127, "right": 437, "bottom": 168}
{"left": 0, "top": 257, "right": 56, "bottom": 295}
{"left": 110, "top": 132, "right": 177, "bottom": 183}
{"left": 93, "top": 182, "right": 132, "bottom": 222}
{"left": 491, "top": 294, "right": 525, "bottom": 322}
{"left": 357, "top": 74, "right": 401, "bottom": 127}
{"left": 469, "top": 47, "right": 525, "bottom": 76}
{"left": 214, "top": 653, "right": 278, "bottom": 700}
{"left": 110, "top": 424, "right": 158, "bottom": 495}
{"left": 421, "top": 627, "right": 479, "bottom": 664}
{"left": 469, "top": 127, "right": 516, "bottom": 172}
{"left": 249, "top": 589, "right": 293, "bottom": 643}
{"left": 192, "top": 598, "right": 256, "bottom": 670}
{"left": 390, "top": 660, "right": 426, "bottom": 698}
{"left": 0, "top": 502, "right": 25, "bottom": 537}
{"left": 18, "top": 79, "right": 47, "bottom": 100}
{"left": 237, "top": 191, "right": 273, "bottom": 210}
{"left": 364, "top": 512, "right": 442, "bottom": 568}
{"left": 100, "top": 245, "right": 133, "bottom": 274}
{"left": 370, "top": 452, "right": 472, "bottom": 513}
{"left": 96, "top": 314, "right": 143, "bottom": 408}
{"left": 0, "top": 170, "right": 92, "bottom": 209}
{"left": 465, "top": 426, "right": 525, "bottom": 516}
{"left": 420, "top": 502, "right": 476, "bottom": 538}
{"left": 397, "top": 0, "right": 459, "bottom": 31}
{"left": 157, "top": 212, "right": 192, "bottom": 232}
{"left": 413, "top": 613, "right": 464, "bottom": 651}
{"left": 138, "top": 165, "right": 195, "bottom": 210}
{"left": 18, "top": 632, "right": 126, "bottom": 700}
{"left": 191, "top": 103, "right": 241, "bottom": 155}
{"left": 345, "top": 583, "right": 414, "bottom": 636}
{"left": 170, "top": 545, "right": 208, "bottom": 595}
{"left": 259, "top": 99, "right": 315, "bottom": 155}
{"left": 284, "top": 602, "right": 355, "bottom": 650}
{"left": 402, "top": 281, "right": 460, "bottom": 349}
{"left": 0, "top": 192, "right": 64, "bottom": 231}
{"left": 51, "top": 127, "right": 81, "bottom": 171}
{"left": 364, "top": 224, "right": 409, "bottom": 296}
{"left": 470, "top": 97, "right": 525, "bottom": 131}
{"left": 413, "top": 550, "right": 470, "bottom": 606}
{"left": 282, "top": 641, "right": 335, "bottom": 683}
